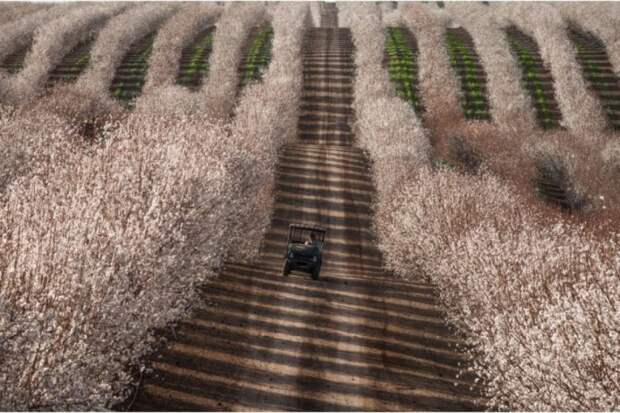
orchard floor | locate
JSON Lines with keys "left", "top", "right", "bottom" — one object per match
{"left": 125, "top": 27, "right": 484, "bottom": 412}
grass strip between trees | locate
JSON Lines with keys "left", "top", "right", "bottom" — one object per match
{"left": 238, "top": 24, "right": 274, "bottom": 90}
{"left": 384, "top": 26, "right": 423, "bottom": 114}
{"left": 505, "top": 26, "right": 563, "bottom": 129}
{"left": 176, "top": 28, "right": 214, "bottom": 90}
{"left": 110, "top": 32, "right": 157, "bottom": 103}
{"left": 445, "top": 28, "right": 491, "bottom": 121}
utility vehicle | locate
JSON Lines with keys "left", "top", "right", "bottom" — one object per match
{"left": 282, "top": 224, "right": 327, "bottom": 280}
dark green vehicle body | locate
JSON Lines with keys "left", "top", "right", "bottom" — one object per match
{"left": 282, "top": 224, "right": 327, "bottom": 280}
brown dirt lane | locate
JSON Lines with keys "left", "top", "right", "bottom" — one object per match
{"left": 124, "top": 27, "right": 484, "bottom": 411}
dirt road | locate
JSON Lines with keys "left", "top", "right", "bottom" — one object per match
{"left": 127, "top": 26, "right": 482, "bottom": 411}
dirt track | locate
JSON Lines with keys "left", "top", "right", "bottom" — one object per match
{"left": 127, "top": 24, "right": 483, "bottom": 412}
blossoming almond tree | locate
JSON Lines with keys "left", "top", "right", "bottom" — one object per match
{"left": 338, "top": 1, "right": 430, "bottom": 204}
{"left": 553, "top": 1, "right": 620, "bottom": 89}
{"left": 0, "top": 3, "right": 617, "bottom": 411}
{"left": 0, "top": 111, "right": 241, "bottom": 409}
{"left": 0, "top": 3, "right": 312, "bottom": 408}
{"left": 0, "top": 3, "right": 84, "bottom": 67}
{"left": 201, "top": 3, "right": 267, "bottom": 119}
{"left": 0, "top": 104, "right": 79, "bottom": 193}
{"left": 141, "top": 3, "right": 222, "bottom": 93}
{"left": 399, "top": 2, "right": 462, "bottom": 128}
{"left": 443, "top": 2, "right": 536, "bottom": 132}
{"left": 132, "top": 3, "right": 223, "bottom": 117}
{"left": 0, "top": 3, "right": 50, "bottom": 27}
{"left": 227, "top": 1, "right": 310, "bottom": 261}
{"left": 347, "top": 3, "right": 620, "bottom": 410}
{"left": 74, "top": 3, "right": 180, "bottom": 103}
{"left": 1, "top": 3, "right": 129, "bottom": 103}
{"left": 378, "top": 168, "right": 619, "bottom": 410}
{"left": 386, "top": 3, "right": 620, "bottom": 223}
{"left": 496, "top": 2, "right": 607, "bottom": 137}
{"left": 27, "top": 3, "right": 181, "bottom": 126}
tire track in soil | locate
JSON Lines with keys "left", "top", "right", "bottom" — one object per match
{"left": 125, "top": 21, "right": 484, "bottom": 412}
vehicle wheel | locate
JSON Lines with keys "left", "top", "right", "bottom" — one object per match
{"left": 311, "top": 264, "right": 320, "bottom": 280}
{"left": 282, "top": 260, "right": 291, "bottom": 276}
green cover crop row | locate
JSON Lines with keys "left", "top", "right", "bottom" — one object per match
{"left": 176, "top": 27, "right": 214, "bottom": 91}
{"left": 445, "top": 28, "right": 491, "bottom": 121}
{"left": 46, "top": 37, "right": 97, "bottom": 86}
{"left": 238, "top": 24, "right": 273, "bottom": 90}
{"left": 384, "top": 27, "right": 423, "bottom": 114}
{"left": 0, "top": 44, "right": 30, "bottom": 74}
{"left": 109, "top": 32, "right": 157, "bottom": 104}
{"left": 505, "top": 27, "right": 562, "bottom": 129}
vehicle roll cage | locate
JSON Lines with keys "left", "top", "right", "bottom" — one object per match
{"left": 288, "top": 224, "right": 327, "bottom": 245}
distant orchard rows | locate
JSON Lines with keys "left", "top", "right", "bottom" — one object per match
{"left": 382, "top": 3, "right": 620, "bottom": 131}
{"left": 1, "top": 2, "right": 619, "bottom": 134}
{"left": 0, "top": 3, "right": 277, "bottom": 111}
{"left": 374, "top": 2, "right": 620, "bottom": 214}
